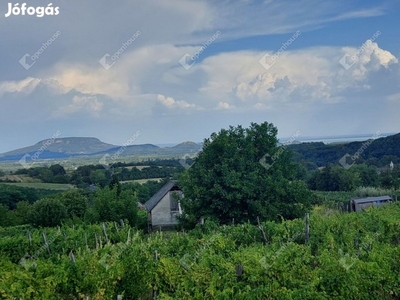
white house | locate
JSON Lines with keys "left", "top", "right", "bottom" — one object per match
{"left": 144, "top": 181, "right": 182, "bottom": 230}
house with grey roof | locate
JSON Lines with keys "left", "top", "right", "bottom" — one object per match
{"left": 144, "top": 181, "right": 183, "bottom": 230}
{"left": 350, "top": 195, "right": 392, "bottom": 212}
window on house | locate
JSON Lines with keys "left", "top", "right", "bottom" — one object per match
{"left": 170, "top": 191, "right": 182, "bottom": 212}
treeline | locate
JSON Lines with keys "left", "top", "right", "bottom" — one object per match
{"left": 303, "top": 163, "right": 400, "bottom": 191}
{"left": 3, "top": 159, "right": 184, "bottom": 188}
{"left": 0, "top": 179, "right": 167, "bottom": 228}
{"left": 289, "top": 132, "right": 400, "bottom": 168}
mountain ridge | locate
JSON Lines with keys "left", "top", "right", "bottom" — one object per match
{"left": 0, "top": 137, "right": 202, "bottom": 161}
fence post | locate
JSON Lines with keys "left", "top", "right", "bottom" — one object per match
{"left": 153, "top": 250, "right": 158, "bottom": 299}
{"left": 257, "top": 217, "right": 268, "bottom": 245}
{"left": 102, "top": 223, "right": 109, "bottom": 243}
{"left": 236, "top": 263, "right": 244, "bottom": 282}
{"left": 305, "top": 213, "right": 310, "bottom": 244}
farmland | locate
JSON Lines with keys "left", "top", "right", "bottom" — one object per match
{"left": 1, "top": 202, "right": 400, "bottom": 299}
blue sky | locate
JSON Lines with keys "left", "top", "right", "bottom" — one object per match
{"left": 1, "top": 0, "right": 399, "bottom": 153}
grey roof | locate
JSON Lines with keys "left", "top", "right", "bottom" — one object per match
{"left": 144, "top": 181, "right": 180, "bottom": 212}
{"left": 352, "top": 195, "right": 392, "bottom": 204}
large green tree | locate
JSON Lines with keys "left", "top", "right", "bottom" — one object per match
{"left": 86, "top": 187, "right": 138, "bottom": 226}
{"left": 28, "top": 197, "right": 68, "bottom": 227}
{"left": 179, "top": 122, "right": 314, "bottom": 225}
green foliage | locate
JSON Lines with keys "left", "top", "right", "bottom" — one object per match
{"left": 353, "top": 186, "right": 393, "bottom": 198}
{"left": 0, "top": 184, "right": 63, "bottom": 210}
{"left": 58, "top": 190, "right": 88, "bottom": 219}
{"left": 86, "top": 187, "right": 138, "bottom": 226}
{"left": 289, "top": 133, "right": 400, "bottom": 168}
{"left": 1, "top": 203, "right": 400, "bottom": 298}
{"left": 28, "top": 197, "right": 68, "bottom": 227}
{"left": 180, "top": 122, "right": 314, "bottom": 225}
{"left": 308, "top": 164, "right": 358, "bottom": 191}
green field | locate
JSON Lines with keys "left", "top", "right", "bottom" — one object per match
{"left": 121, "top": 178, "right": 164, "bottom": 184}
{"left": 0, "top": 182, "right": 75, "bottom": 190}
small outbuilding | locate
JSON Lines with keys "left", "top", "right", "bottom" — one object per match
{"left": 144, "top": 181, "right": 183, "bottom": 230}
{"left": 350, "top": 195, "right": 392, "bottom": 212}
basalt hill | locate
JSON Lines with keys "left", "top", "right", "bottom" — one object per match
{"left": 0, "top": 137, "right": 202, "bottom": 161}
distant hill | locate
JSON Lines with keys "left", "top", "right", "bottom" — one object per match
{"left": 164, "top": 141, "right": 202, "bottom": 154}
{"left": 0, "top": 137, "right": 202, "bottom": 162}
{"left": 288, "top": 132, "right": 400, "bottom": 167}
{"left": 0, "top": 137, "right": 117, "bottom": 157}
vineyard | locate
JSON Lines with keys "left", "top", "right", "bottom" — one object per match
{"left": 1, "top": 202, "right": 400, "bottom": 299}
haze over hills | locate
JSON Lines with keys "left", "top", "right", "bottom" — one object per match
{"left": 0, "top": 137, "right": 203, "bottom": 162}
{"left": 1, "top": 133, "right": 399, "bottom": 166}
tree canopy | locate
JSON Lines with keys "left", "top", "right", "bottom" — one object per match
{"left": 179, "top": 122, "right": 314, "bottom": 225}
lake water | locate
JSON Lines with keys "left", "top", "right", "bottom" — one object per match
{"left": 278, "top": 132, "right": 397, "bottom": 145}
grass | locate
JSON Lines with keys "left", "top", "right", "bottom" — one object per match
{"left": 121, "top": 178, "right": 164, "bottom": 184}
{"left": 0, "top": 182, "right": 75, "bottom": 190}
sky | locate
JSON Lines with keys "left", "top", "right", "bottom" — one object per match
{"left": 1, "top": 0, "right": 400, "bottom": 153}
